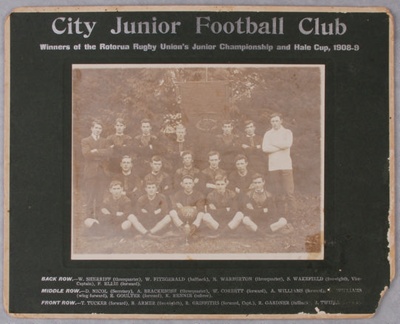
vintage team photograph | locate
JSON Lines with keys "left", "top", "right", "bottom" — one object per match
{"left": 71, "top": 64, "right": 324, "bottom": 260}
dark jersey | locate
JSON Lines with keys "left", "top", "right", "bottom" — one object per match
{"left": 228, "top": 169, "right": 255, "bottom": 194}
{"left": 132, "top": 134, "right": 159, "bottom": 160}
{"left": 106, "top": 134, "right": 132, "bottom": 156}
{"left": 174, "top": 167, "right": 201, "bottom": 190}
{"left": 170, "top": 190, "right": 205, "bottom": 211}
{"left": 144, "top": 171, "right": 172, "bottom": 194}
{"left": 101, "top": 194, "right": 131, "bottom": 216}
{"left": 135, "top": 193, "right": 169, "bottom": 228}
{"left": 242, "top": 189, "right": 272, "bottom": 227}
{"left": 206, "top": 189, "right": 238, "bottom": 212}
{"left": 99, "top": 194, "right": 132, "bottom": 231}
{"left": 113, "top": 172, "right": 142, "bottom": 202}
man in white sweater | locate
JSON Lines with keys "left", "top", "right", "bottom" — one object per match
{"left": 262, "top": 113, "right": 296, "bottom": 219}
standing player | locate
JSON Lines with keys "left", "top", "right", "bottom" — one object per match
{"left": 106, "top": 118, "right": 132, "bottom": 173}
{"left": 165, "top": 124, "right": 193, "bottom": 171}
{"left": 215, "top": 120, "right": 239, "bottom": 170}
{"left": 262, "top": 113, "right": 296, "bottom": 219}
{"left": 81, "top": 119, "right": 112, "bottom": 218}
{"left": 238, "top": 120, "right": 265, "bottom": 175}
{"left": 132, "top": 119, "right": 160, "bottom": 178}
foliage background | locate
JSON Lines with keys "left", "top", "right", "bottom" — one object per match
{"left": 72, "top": 65, "right": 323, "bottom": 195}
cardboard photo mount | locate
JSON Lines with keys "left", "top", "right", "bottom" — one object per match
{"left": 3, "top": 5, "right": 395, "bottom": 319}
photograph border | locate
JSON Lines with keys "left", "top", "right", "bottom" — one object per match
{"left": 71, "top": 63, "right": 325, "bottom": 261}
{"left": 3, "top": 4, "right": 395, "bottom": 320}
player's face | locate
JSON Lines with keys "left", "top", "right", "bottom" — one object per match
{"left": 120, "top": 158, "right": 133, "bottom": 172}
{"left": 182, "top": 154, "right": 193, "bottom": 167}
{"left": 145, "top": 184, "right": 157, "bottom": 197}
{"left": 141, "top": 123, "right": 151, "bottom": 135}
{"left": 222, "top": 124, "right": 233, "bottom": 135}
{"left": 245, "top": 123, "right": 255, "bottom": 135}
{"left": 253, "top": 178, "right": 265, "bottom": 191}
{"left": 208, "top": 154, "right": 220, "bottom": 168}
{"left": 181, "top": 178, "right": 194, "bottom": 193}
{"left": 176, "top": 128, "right": 186, "bottom": 139}
{"left": 270, "top": 116, "right": 282, "bottom": 130}
{"left": 235, "top": 158, "right": 248, "bottom": 172}
{"left": 110, "top": 185, "right": 123, "bottom": 198}
{"left": 151, "top": 160, "right": 162, "bottom": 172}
{"left": 215, "top": 180, "right": 227, "bottom": 193}
{"left": 115, "top": 122, "right": 126, "bottom": 134}
{"left": 91, "top": 123, "right": 102, "bottom": 137}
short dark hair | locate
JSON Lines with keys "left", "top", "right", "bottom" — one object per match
{"left": 181, "top": 174, "right": 194, "bottom": 182}
{"left": 270, "top": 113, "right": 283, "bottom": 120}
{"left": 91, "top": 119, "right": 103, "bottom": 128}
{"left": 121, "top": 155, "right": 132, "bottom": 162}
{"left": 208, "top": 150, "right": 220, "bottom": 159}
{"left": 234, "top": 154, "right": 248, "bottom": 163}
{"left": 109, "top": 180, "right": 123, "bottom": 188}
{"left": 244, "top": 120, "right": 254, "bottom": 127}
{"left": 252, "top": 173, "right": 265, "bottom": 181}
{"left": 151, "top": 155, "right": 162, "bottom": 163}
{"left": 140, "top": 118, "right": 151, "bottom": 125}
{"left": 115, "top": 118, "right": 125, "bottom": 125}
{"left": 222, "top": 120, "right": 233, "bottom": 126}
{"left": 181, "top": 150, "right": 193, "bottom": 159}
{"left": 175, "top": 124, "right": 186, "bottom": 131}
{"left": 214, "top": 174, "right": 227, "bottom": 183}
{"left": 145, "top": 180, "right": 157, "bottom": 187}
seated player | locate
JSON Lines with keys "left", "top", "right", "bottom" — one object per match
{"left": 106, "top": 118, "right": 132, "bottom": 173}
{"left": 201, "top": 175, "right": 244, "bottom": 237}
{"left": 144, "top": 155, "right": 172, "bottom": 195}
{"left": 124, "top": 180, "right": 173, "bottom": 237}
{"left": 169, "top": 175, "right": 206, "bottom": 235}
{"left": 173, "top": 150, "right": 201, "bottom": 191}
{"left": 228, "top": 154, "right": 255, "bottom": 195}
{"left": 113, "top": 155, "right": 142, "bottom": 203}
{"left": 84, "top": 180, "right": 132, "bottom": 236}
{"left": 201, "top": 151, "right": 227, "bottom": 194}
{"left": 230, "top": 173, "right": 273, "bottom": 236}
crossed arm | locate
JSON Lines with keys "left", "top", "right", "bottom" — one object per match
{"left": 262, "top": 130, "right": 293, "bottom": 153}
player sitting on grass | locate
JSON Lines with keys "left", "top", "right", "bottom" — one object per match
{"left": 124, "top": 180, "right": 173, "bottom": 238}
{"left": 201, "top": 174, "right": 244, "bottom": 238}
{"left": 84, "top": 180, "right": 131, "bottom": 236}
{"left": 169, "top": 175, "right": 206, "bottom": 236}
{"left": 235, "top": 173, "right": 292, "bottom": 236}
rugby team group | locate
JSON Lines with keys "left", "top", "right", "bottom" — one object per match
{"left": 80, "top": 114, "right": 296, "bottom": 241}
